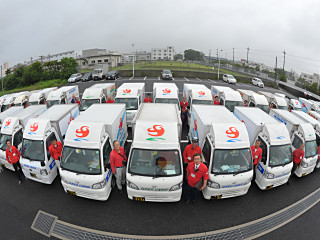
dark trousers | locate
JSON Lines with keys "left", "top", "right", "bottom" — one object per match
{"left": 186, "top": 182, "right": 199, "bottom": 201}
{"left": 12, "top": 162, "right": 23, "bottom": 181}
{"left": 292, "top": 162, "right": 299, "bottom": 175}
{"left": 181, "top": 111, "right": 187, "bottom": 125}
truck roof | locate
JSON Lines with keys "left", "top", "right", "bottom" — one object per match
{"left": 14, "top": 92, "right": 32, "bottom": 104}
{"left": 258, "top": 91, "right": 273, "bottom": 98}
{"left": 155, "top": 87, "right": 178, "bottom": 99}
{"left": 191, "top": 89, "right": 213, "bottom": 101}
{"left": 0, "top": 106, "right": 24, "bottom": 123}
{"left": 118, "top": 82, "right": 145, "bottom": 90}
{"left": 37, "top": 104, "right": 79, "bottom": 121}
{"left": 211, "top": 86, "right": 233, "bottom": 94}
{"left": 234, "top": 107, "right": 278, "bottom": 124}
{"left": 89, "top": 83, "right": 115, "bottom": 89}
{"left": 223, "top": 90, "right": 243, "bottom": 102}
{"left": 82, "top": 88, "right": 104, "bottom": 99}
{"left": 29, "top": 87, "right": 57, "bottom": 102}
{"left": 3, "top": 92, "right": 27, "bottom": 104}
{"left": 153, "top": 83, "right": 178, "bottom": 90}
{"left": 193, "top": 105, "right": 250, "bottom": 148}
{"left": 48, "top": 86, "right": 78, "bottom": 99}
{"left": 251, "top": 93, "right": 268, "bottom": 105}
{"left": 309, "top": 111, "right": 320, "bottom": 121}
{"left": 274, "top": 96, "right": 287, "bottom": 106}
{"left": 184, "top": 84, "right": 208, "bottom": 90}
{"left": 270, "top": 109, "right": 305, "bottom": 125}
{"left": 132, "top": 103, "right": 180, "bottom": 149}
{"left": 116, "top": 87, "right": 140, "bottom": 98}
{"left": 237, "top": 89, "right": 255, "bottom": 97}
{"left": 13, "top": 105, "right": 46, "bottom": 120}
{"left": 292, "top": 110, "right": 320, "bottom": 129}
{"left": 263, "top": 123, "right": 291, "bottom": 145}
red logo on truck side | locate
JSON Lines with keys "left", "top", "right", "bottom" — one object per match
{"left": 30, "top": 123, "right": 39, "bottom": 132}
{"left": 226, "top": 127, "right": 239, "bottom": 138}
{"left": 76, "top": 126, "right": 89, "bottom": 138}
{"left": 146, "top": 125, "right": 165, "bottom": 141}
{"left": 194, "top": 119, "right": 198, "bottom": 131}
{"left": 163, "top": 88, "right": 171, "bottom": 94}
{"left": 123, "top": 89, "right": 131, "bottom": 94}
{"left": 5, "top": 119, "right": 11, "bottom": 126}
{"left": 198, "top": 91, "right": 205, "bottom": 96}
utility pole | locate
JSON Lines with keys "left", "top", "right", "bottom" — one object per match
{"left": 48, "top": 54, "right": 51, "bottom": 62}
{"left": 246, "top": 47, "right": 250, "bottom": 64}
{"left": 233, "top": 48, "right": 235, "bottom": 63}
{"left": 132, "top": 44, "right": 135, "bottom": 78}
{"left": 30, "top": 57, "right": 33, "bottom": 65}
{"left": 282, "top": 50, "right": 286, "bottom": 71}
{"left": 0, "top": 65, "right": 3, "bottom": 96}
{"left": 217, "top": 49, "right": 222, "bottom": 80}
{"left": 40, "top": 56, "right": 43, "bottom": 64}
{"left": 274, "top": 56, "right": 277, "bottom": 86}
{"left": 208, "top": 50, "right": 211, "bottom": 73}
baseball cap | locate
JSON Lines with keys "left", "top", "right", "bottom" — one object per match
{"left": 192, "top": 137, "right": 199, "bottom": 143}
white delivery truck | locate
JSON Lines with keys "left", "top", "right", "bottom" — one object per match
{"left": 270, "top": 109, "right": 318, "bottom": 177}
{"left": 0, "top": 105, "right": 47, "bottom": 171}
{"left": 127, "top": 103, "right": 183, "bottom": 202}
{"left": 13, "top": 91, "right": 33, "bottom": 108}
{"left": 60, "top": 104, "right": 128, "bottom": 201}
{"left": 0, "top": 106, "right": 24, "bottom": 128}
{"left": 211, "top": 86, "right": 244, "bottom": 112}
{"left": 189, "top": 105, "right": 253, "bottom": 199}
{"left": 288, "top": 99, "right": 302, "bottom": 111}
{"left": 183, "top": 84, "right": 213, "bottom": 126}
{"left": 258, "top": 91, "right": 288, "bottom": 109}
{"left": 92, "top": 64, "right": 108, "bottom": 80}
{"left": 153, "top": 83, "right": 180, "bottom": 109}
{"left": 1, "top": 92, "right": 27, "bottom": 112}
{"left": 115, "top": 83, "right": 145, "bottom": 127}
{"left": 80, "top": 83, "right": 115, "bottom": 111}
{"left": 20, "top": 104, "right": 79, "bottom": 184}
{"left": 299, "top": 97, "right": 319, "bottom": 113}
{"left": 46, "top": 86, "right": 79, "bottom": 108}
{"left": 234, "top": 107, "right": 292, "bottom": 190}
{"left": 28, "top": 87, "right": 58, "bottom": 105}
{"left": 237, "top": 89, "right": 269, "bottom": 112}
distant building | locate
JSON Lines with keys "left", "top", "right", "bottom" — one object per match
{"left": 151, "top": 46, "right": 174, "bottom": 60}
{"left": 24, "top": 50, "right": 80, "bottom": 65}
{"left": 82, "top": 48, "right": 107, "bottom": 58}
{"left": 300, "top": 72, "right": 320, "bottom": 85}
{"left": 121, "top": 51, "right": 151, "bottom": 63}
{"left": 79, "top": 51, "right": 122, "bottom": 69}
{"left": 0, "top": 62, "right": 8, "bottom": 77}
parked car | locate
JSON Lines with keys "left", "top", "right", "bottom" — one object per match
{"left": 252, "top": 77, "right": 264, "bottom": 88}
{"left": 68, "top": 73, "right": 82, "bottom": 83}
{"left": 161, "top": 70, "right": 173, "bottom": 80}
{"left": 81, "top": 72, "right": 92, "bottom": 82}
{"left": 106, "top": 71, "right": 120, "bottom": 80}
{"left": 222, "top": 74, "right": 237, "bottom": 84}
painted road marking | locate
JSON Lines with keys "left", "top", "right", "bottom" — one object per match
{"left": 184, "top": 77, "right": 189, "bottom": 81}
{"left": 144, "top": 76, "right": 147, "bottom": 80}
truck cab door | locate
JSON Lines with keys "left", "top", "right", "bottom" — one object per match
{"left": 13, "top": 128, "right": 23, "bottom": 151}
{"left": 202, "top": 137, "right": 213, "bottom": 169}
{"left": 102, "top": 137, "right": 114, "bottom": 187}
{"left": 45, "top": 132, "right": 60, "bottom": 169}
{"left": 255, "top": 137, "right": 269, "bottom": 182}
{"left": 291, "top": 134, "right": 303, "bottom": 151}
{"left": 249, "top": 102, "right": 255, "bottom": 107}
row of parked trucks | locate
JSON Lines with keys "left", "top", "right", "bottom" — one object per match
{"left": 1, "top": 82, "right": 320, "bottom": 203}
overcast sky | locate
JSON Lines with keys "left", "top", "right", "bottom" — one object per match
{"left": 1, "top": 0, "right": 320, "bottom": 74}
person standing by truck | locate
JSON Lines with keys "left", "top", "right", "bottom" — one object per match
{"left": 250, "top": 140, "right": 262, "bottom": 168}
{"left": 292, "top": 143, "right": 304, "bottom": 173}
{"left": 183, "top": 138, "right": 202, "bottom": 165}
{"left": 244, "top": 100, "right": 248, "bottom": 107}
{"left": 110, "top": 140, "right": 127, "bottom": 193}
{"left": 186, "top": 153, "right": 209, "bottom": 204}
{"left": 106, "top": 96, "right": 114, "bottom": 103}
{"left": 6, "top": 140, "right": 23, "bottom": 184}
{"left": 49, "top": 137, "right": 63, "bottom": 167}
{"left": 180, "top": 97, "right": 188, "bottom": 124}
{"left": 144, "top": 94, "right": 152, "bottom": 103}
{"left": 213, "top": 96, "right": 220, "bottom": 105}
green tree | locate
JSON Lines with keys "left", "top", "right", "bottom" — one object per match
{"left": 59, "top": 57, "right": 77, "bottom": 79}
{"left": 174, "top": 54, "right": 183, "bottom": 60}
{"left": 5, "top": 68, "right": 11, "bottom": 75}
{"left": 22, "top": 61, "right": 43, "bottom": 85}
{"left": 184, "top": 49, "right": 205, "bottom": 61}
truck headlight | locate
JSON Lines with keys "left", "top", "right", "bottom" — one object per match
{"left": 207, "top": 180, "right": 220, "bottom": 189}
{"left": 263, "top": 171, "right": 274, "bottom": 179}
{"left": 40, "top": 169, "right": 48, "bottom": 175}
{"left": 92, "top": 179, "right": 107, "bottom": 189}
{"left": 169, "top": 182, "right": 183, "bottom": 191}
{"left": 301, "top": 161, "right": 308, "bottom": 168}
{"left": 127, "top": 180, "right": 139, "bottom": 190}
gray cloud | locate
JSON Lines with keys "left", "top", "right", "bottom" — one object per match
{"left": 0, "top": 0, "right": 319, "bottom": 74}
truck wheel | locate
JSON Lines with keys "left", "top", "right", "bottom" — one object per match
{"left": 111, "top": 177, "right": 116, "bottom": 189}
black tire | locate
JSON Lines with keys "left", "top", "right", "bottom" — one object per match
{"left": 111, "top": 177, "right": 116, "bottom": 189}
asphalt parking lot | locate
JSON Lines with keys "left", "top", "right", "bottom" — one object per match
{"left": 1, "top": 76, "right": 319, "bottom": 240}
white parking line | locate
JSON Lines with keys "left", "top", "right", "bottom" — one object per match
{"left": 158, "top": 76, "right": 160, "bottom": 80}
{"left": 144, "top": 76, "right": 147, "bottom": 80}
{"left": 172, "top": 77, "right": 175, "bottom": 80}
{"left": 196, "top": 78, "right": 203, "bottom": 82}
{"left": 184, "top": 77, "right": 189, "bottom": 81}
{"left": 116, "top": 77, "right": 122, "bottom": 81}
{"left": 129, "top": 77, "right": 133, "bottom": 80}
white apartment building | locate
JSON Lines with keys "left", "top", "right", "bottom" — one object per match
{"left": 300, "top": 72, "right": 320, "bottom": 85}
{"left": 121, "top": 51, "right": 151, "bottom": 63}
{"left": 151, "top": 46, "right": 174, "bottom": 60}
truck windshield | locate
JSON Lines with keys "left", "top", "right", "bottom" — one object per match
{"left": 47, "top": 100, "right": 60, "bottom": 108}
{"left": 294, "top": 107, "right": 302, "bottom": 111}
{"left": 128, "top": 149, "right": 181, "bottom": 177}
{"left": 22, "top": 139, "right": 45, "bottom": 161}
{"left": 0, "top": 134, "right": 11, "bottom": 151}
{"left": 278, "top": 106, "right": 287, "bottom": 110}
{"left": 115, "top": 98, "right": 138, "bottom": 110}
{"left": 211, "top": 148, "right": 252, "bottom": 174}
{"left": 192, "top": 100, "right": 214, "bottom": 105}
{"left": 93, "top": 70, "right": 102, "bottom": 74}
{"left": 256, "top": 104, "right": 269, "bottom": 113}
{"left": 1, "top": 104, "right": 10, "bottom": 112}
{"left": 155, "top": 98, "right": 179, "bottom": 108}
{"left": 80, "top": 99, "right": 100, "bottom": 111}
{"left": 225, "top": 101, "right": 244, "bottom": 112}
{"left": 61, "top": 147, "right": 101, "bottom": 175}
{"left": 28, "top": 101, "right": 38, "bottom": 106}
{"left": 305, "top": 140, "right": 317, "bottom": 158}
{"left": 269, "top": 144, "right": 292, "bottom": 167}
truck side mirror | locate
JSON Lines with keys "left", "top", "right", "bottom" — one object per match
{"left": 41, "top": 161, "right": 45, "bottom": 167}
{"left": 261, "top": 157, "right": 267, "bottom": 165}
{"left": 105, "top": 163, "right": 111, "bottom": 171}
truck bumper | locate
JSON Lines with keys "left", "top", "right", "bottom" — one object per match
{"left": 61, "top": 182, "right": 111, "bottom": 201}
{"left": 127, "top": 188, "right": 182, "bottom": 202}
{"left": 22, "top": 166, "right": 57, "bottom": 184}
{"left": 0, "top": 157, "right": 15, "bottom": 171}
{"left": 202, "top": 184, "right": 251, "bottom": 200}
{"left": 295, "top": 163, "right": 316, "bottom": 177}
{"left": 255, "top": 173, "right": 291, "bottom": 190}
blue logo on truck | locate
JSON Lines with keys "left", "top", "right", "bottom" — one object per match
{"left": 257, "top": 164, "right": 264, "bottom": 174}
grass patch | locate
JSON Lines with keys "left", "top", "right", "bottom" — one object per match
{"left": 1, "top": 79, "right": 67, "bottom": 96}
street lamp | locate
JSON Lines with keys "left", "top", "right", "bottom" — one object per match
{"left": 217, "top": 49, "right": 223, "bottom": 80}
{"left": 132, "top": 44, "right": 135, "bottom": 78}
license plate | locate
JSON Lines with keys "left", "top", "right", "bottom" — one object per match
{"left": 67, "top": 190, "right": 77, "bottom": 196}
{"left": 30, "top": 173, "right": 37, "bottom": 178}
{"left": 211, "top": 195, "right": 222, "bottom": 200}
{"left": 266, "top": 185, "right": 273, "bottom": 190}
{"left": 133, "top": 197, "right": 145, "bottom": 201}
{"left": 302, "top": 173, "right": 306, "bottom": 177}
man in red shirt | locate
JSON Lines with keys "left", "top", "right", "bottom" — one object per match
{"left": 106, "top": 96, "right": 114, "bottom": 103}
{"left": 49, "top": 137, "right": 63, "bottom": 168}
{"left": 214, "top": 96, "right": 220, "bottom": 105}
{"left": 317, "top": 146, "right": 320, "bottom": 166}
{"left": 110, "top": 140, "right": 127, "bottom": 193}
{"left": 180, "top": 97, "right": 188, "bottom": 124}
{"left": 186, "top": 153, "right": 209, "bottom": 204}
{"left": 244, "top": 100, "right": 248, "bottom": 107}
{"left": 183, "top": 138, "right": 202, "bottom": 165}
{"left": 76, "top": 97, "right": 81, "bottom": 107}
{"left": 292, "top": 143, "right": 305, "bottom": 173}
{"left": 144, "top": 94, "right": 152, "bottom": 103}
{"left": 250, "top": 140, "right": 262, "bottom": 168}
{"left": 6, "top": 140, "right": 23, "bottom": 184}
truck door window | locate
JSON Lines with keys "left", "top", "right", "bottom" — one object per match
{"left": 316, "top": 134, "right": 320, "bottom": 147}
{"left": 258, "top": 137, "right": 268, "bottom": 164}
{"left": 61, "top": 98, "right": 66, "bottom": 104}
{"left": 13, "top": 129, "right": 23, "bottom": 147}
{"left": 220, "top": 99, "right": 224, "bottom": 105}
{"left": 292, "top": 135, "right": 303, "bottom": 149}
{"left": 188, "top": 97, "right": 192, "bottom": 105}
{"left": 249, "top": 102, "right": 255, "bottom": 107}
{"left": 101, "top": 97, "right": 106, "bottom": 103}
{"left": 103, "top": 140, "right": 112, "bottom": 165}
{"left": 39, "top": 99, "right": 45, "bottom": 104}
{"left": 202, "top": 138, "right": 212, "bottom": 166}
